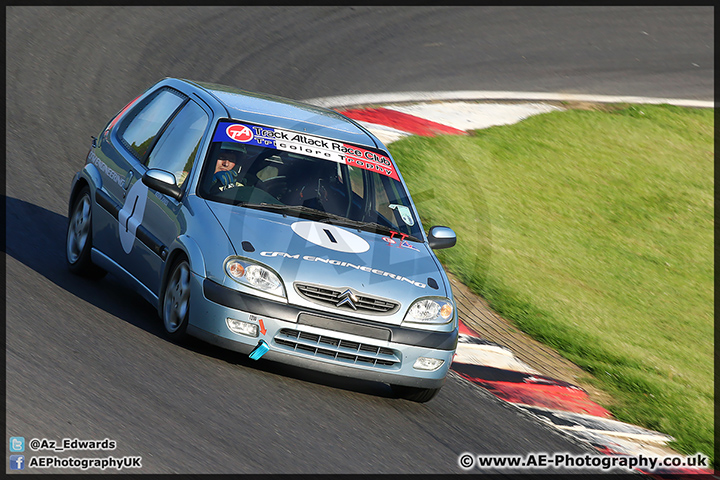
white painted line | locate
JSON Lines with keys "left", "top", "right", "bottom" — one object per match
{"left": 556, "top": 426, "right": 675, "bottom": 445}
{"left": 502, "top": 402, "right": 679, "bottom": 458}
{"left": 304, "top": 91, "right": 714, "bottom": 109}
{"left": 454, "top": 343, "right": 540, "bottom": 374}
{"left": 545, "top": 428, "right": 679, "bottom": 458}
{"left": 527, "top": 406, "right": 674, "bottom": 438}
{"left": 354, "top": 121, "right": 410, "bottom": 135}
{"left": 353, "top": 120, "right": 411, "bottom": 145}
{"left": 385, "top": 102, "right": 563, "bottom": 131}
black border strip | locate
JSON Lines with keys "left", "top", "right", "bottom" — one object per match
{"left": 298, "top": 313, "right": 391, "bottom": 342}
{"left": 95, "top": 189, "right": 119, "bottom": 219}
{"left": 136, "top": 226, "right": 167, "bottom": 260}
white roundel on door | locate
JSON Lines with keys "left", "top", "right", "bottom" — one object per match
{"left": 290, "top": 221, "right": 369, "bottom": 253}
{"left": 118, "top": 180, "right": 149, "bottom": 254}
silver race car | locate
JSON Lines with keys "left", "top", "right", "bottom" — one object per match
{"left": 66, "top": 78, "right": 458, "bottom": 402}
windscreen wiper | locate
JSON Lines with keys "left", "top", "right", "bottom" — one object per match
{"left": 241, "top": 203, "right": 360, "bottom": 226}
{"left": 239, "top": 202, "right": 327, "bottom": 218}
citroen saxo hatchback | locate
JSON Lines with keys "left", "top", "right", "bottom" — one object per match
{"left": 66, "top": 78, "right": 458, "bottom": 402}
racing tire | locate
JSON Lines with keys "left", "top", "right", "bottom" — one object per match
{"left": 162, "top": 258, "right": 192, "bottom": 341}
{"left": 391, "top": 385, "right": 441, "bottom": 403}
{"left": 66, "top": 186, "right": 106, "bottom": 279}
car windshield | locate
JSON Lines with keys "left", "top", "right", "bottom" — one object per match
{"left": 197, "top": 123, "right": 423, "bottom": 240}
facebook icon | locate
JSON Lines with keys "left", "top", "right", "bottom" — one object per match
{"left": 10, "top": 455, "right": 25, "bottom": 470}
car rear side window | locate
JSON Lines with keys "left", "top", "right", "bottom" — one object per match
{"left": 146, "top": 101, "right": 209, "bottom": 188}
{"left": 119, "top": 88, "right": 186, "bottom": 161}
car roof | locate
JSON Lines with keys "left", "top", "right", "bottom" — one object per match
{"left": 182, "top": 79, "right": 380, "bottom": 149}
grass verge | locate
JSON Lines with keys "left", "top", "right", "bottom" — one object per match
{"left": 389, "top": 104, "right": 714, "bottom": 466}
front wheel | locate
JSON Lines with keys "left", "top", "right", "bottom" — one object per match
{"left": 66, "top": 186, "right": 106, "bottom": 279}
{"left": 391, "top": 385, "right": 441, "bottom": 403}
{"left": 162, "top": 259, "right": 191, "bottom": 341}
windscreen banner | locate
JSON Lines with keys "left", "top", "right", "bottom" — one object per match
{"left": 213, "top": 121, "right": 400, "bottom": 181}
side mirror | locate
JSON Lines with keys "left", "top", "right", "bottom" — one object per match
{"left": 142, "top": 169, "right": 182, "bottom": 201}
{"left": 427, "top": 226, "right": 456, "bottom": 249}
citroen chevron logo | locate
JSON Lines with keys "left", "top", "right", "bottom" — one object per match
{"left": 336, "top": 289, "right": 359, "bottom": 310}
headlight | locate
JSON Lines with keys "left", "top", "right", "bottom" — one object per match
{"left": 403, "top": 297, "right": 454, "bottom": 325}
{"left": 225, "top": 257, "right": 285, "bottom": 298}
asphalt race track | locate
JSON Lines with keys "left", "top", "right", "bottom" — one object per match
{"left": 5, "top": 7, "right": 713, "bottom": 474}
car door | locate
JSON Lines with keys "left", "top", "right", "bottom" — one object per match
{"left": 95, "top": 87, "right": 187, "bottom": 288}
{"left": 128, "top": 98, "right": 211, "bottom": 296}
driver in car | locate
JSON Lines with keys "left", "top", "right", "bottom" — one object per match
{"left": 211, "top": 148, "right": 245, "bottom": 192}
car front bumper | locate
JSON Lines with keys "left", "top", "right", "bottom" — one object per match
{"left": 187, "top": 275, "right": 458, "bottom": 389}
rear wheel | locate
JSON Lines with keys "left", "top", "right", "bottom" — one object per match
{"left": 391, "top": 385, "right": 441, "bottom": 403}
{"left": 66, "top": 186, "right": 106, "bottom": 279}
{"left": 162, "top": 258, "right": 191, "bottom": 340}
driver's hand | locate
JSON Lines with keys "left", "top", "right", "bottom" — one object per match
{"left": 214, "top": 170, "right": 237, "bottom": 186}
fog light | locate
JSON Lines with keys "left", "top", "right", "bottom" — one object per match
{"left": 413, "top": 357, "right": 444, "bottom": 371}
{"left": 226, "top": 318, "right": 259, "bottom": 337}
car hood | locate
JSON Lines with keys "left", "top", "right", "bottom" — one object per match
{"left": 205, "top": 202, "right": 449, "bottom": 305}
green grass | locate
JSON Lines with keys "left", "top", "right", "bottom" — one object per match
{"left": 389, "top": 104, "right": 714, "bottom": 466}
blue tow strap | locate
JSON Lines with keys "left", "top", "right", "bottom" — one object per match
{"left": 249, "top": 340, "right": 270, "bottom": 360}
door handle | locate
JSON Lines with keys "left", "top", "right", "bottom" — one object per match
{"left": 123, "top": 170, "right": 134, "bottom": 190}
{"left": 122, "top": 170, "right": 134, "bottom": 197}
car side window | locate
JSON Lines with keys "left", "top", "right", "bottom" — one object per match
{"left": 146, "top": 101, "right": 209, "bottom": 188}
{"left": 348, "top": 166, "right": 364, "bottom": 199}
{"left": 372, "top": 173, "right": 394, "bottom": 222}
{"left": 119, "top": 88, "right": 186, "bottom": 161}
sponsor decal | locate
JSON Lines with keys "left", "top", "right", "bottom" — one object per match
{"left": 87, "top": 151, "right": 124, "bottom": 187}
{"left": 259, "top": 251, "right": 426, "bottom": 288}
{"left": 290, "top": 220, "right": 370, "bottom": 254}
{"left": 154, "top": 189, "right": 172, "bottom": 207}
{"left": 226, "top": 124, "right": 254, "bottom": 142}
{"left": 118, "top": 180, "right": 149, "bottom": 254}
{"left": 214, "top": 122, "right": 400, "bottom": 180}
{"left": 382, "top": 230, "right": 420, "bottom": 252}
{"left": 389, "top": 204, "right": 414, "bottom": 226}
{"left": 217, "top": 181, "right": 244, "bottom": 192}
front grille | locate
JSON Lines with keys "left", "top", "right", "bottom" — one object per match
{"left": 295, "top": 283, "right": 399, "bottom": 315}
{"left": 274, "top": 329, "right": 400, "bottom": 368}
